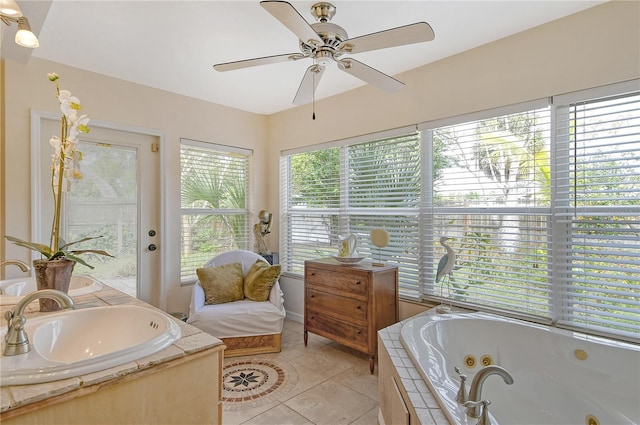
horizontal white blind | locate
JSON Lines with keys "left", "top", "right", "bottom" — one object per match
{"left": 280, "top": 147, "right": 340, "bottom": 274}
{"left": 347, "top": 134, "right": 421, "bottom": 297}
{"left": 280, "top": 133, "right": 422, "bottom": 296}
{"left": 429, "top": 107, "right": 553, "bottom": 318}
{"left": 180, "top": 142, "right": 249, "bottom": 282}
{"left": 555, "top": 92, "right": 640, "bottom": 340}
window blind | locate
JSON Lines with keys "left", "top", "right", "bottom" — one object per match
{"left": 280, "top": 133, "right": 422, "bottom": 297}
{"left": 554, "top": 91, "right": 640, "bottom": 340}
{"left": 180, "top": 140, "right": 250, "bottom": 282}
{"left": 427, "top": 107, "right": 553, "bottom": 318}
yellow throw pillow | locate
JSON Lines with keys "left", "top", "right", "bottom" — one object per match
{"left": 197, "top": 262, "right": 244, "bottom": 305}
{"left": 243, "top": 260, "right": 281, "bottom": 302}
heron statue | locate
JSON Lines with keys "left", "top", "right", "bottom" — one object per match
{"left": 436, "top": 236, "right": 456, "bottom": 313}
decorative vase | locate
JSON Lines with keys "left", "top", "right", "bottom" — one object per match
{"left": 33, "top": 258, "right": 75, "bottom": 311}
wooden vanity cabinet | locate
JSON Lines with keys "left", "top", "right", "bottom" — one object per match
{"left": 303, "top": 258, "right": 399, "bottom": 373}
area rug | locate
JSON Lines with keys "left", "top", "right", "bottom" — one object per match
{"left": 221, "top": 356, "right": 299, "bottom": 411}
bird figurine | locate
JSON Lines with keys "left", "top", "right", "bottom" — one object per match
{"left": 436, "top": 236, "right": 456, "bottom": 312}
{"left": 436, "top": 237, "right": 456, "bottom": 282}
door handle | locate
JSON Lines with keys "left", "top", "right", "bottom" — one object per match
{"left": 148, "top": 244, "right": 157, "bottom": 251}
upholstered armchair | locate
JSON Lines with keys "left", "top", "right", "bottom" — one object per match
{"left": 187, "top": 250, "right": 286, "bottom": 357}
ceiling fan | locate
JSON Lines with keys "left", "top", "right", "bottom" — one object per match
{"left": 213, "top": 1, "right": 435, "bottom": 107}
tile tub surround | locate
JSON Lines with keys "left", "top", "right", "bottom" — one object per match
{"left": 378, "top": 312, "right": 451, "bottom": 425}
{"left": 0, "top": 285, "right": 223, "bottom": 417}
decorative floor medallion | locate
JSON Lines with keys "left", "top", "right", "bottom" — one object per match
{"left": 222, "top": 357, "right": 298, "bottom": 411}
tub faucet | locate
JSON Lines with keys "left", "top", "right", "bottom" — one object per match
{"left": 466, "top": 365, "right": 514, "bottom": 418}
{"left": 3, "top": 289, "right": 74, "bottom": 356}
{"left": 0, "top": 259, "right": 31, "bottom": 273}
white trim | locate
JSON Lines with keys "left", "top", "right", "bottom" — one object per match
{"left": 281, "top": 125, "right": 417, "bottom": 156}
{"left": 30, "top": 109, "right": 169, "bottom": 311}
{"left": 552, "top": 79, "right": 640, "bottom": 105}
{"left": 417, "top": 98, "right": 550, "bottom": 131}
{"left": 180, "top": 138, "right": 253, "bottom": 156}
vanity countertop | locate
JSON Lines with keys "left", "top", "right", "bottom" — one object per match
{"left": 0, "top": 284, "right": 223, "bottom": 413}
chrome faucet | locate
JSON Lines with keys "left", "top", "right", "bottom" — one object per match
{"left": 466, "top": 365, "right": 514, "bottom": 418}
{"left": 3, "top": 289, "right": 74, "bottom": 356}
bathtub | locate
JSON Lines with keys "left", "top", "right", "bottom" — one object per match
{"left": 400, "top": 311, "right": 640, "bottom": 425}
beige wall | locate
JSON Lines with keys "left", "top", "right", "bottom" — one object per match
{"left": 2, "top": 58, "right": 268, "bottom": 311}
{"left": 2, "top": 1, "right": 639, "bottom": 314}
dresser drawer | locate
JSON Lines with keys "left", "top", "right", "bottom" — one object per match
{"left": 306, "top": 267, "right": 369, "bottom": 298}
{"left": 306, "top": 288, "right": 367, "bottom": 322}
{"left": 305, "top": 312, "right": 368, "bottom": 349}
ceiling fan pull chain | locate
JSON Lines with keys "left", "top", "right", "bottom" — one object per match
{"left": 312, "top": 61, "right": 316, "bottom": 120}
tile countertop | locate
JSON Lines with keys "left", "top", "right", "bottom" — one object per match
{"left": 378, "top": 312, "right": 452, "bottom": 425}
{"left": 0, "top": 284, "right": 223, "bottom": 413}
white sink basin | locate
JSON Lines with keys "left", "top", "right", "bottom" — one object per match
{"left": 0, "top": 275, "right": 103, "bottom": 305}
{"left": 1, "top": 305, "right": 181, "bottom": 386}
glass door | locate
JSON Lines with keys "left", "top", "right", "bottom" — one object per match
{"left": 37, "top": 118, "right": 160, "bottom": 305}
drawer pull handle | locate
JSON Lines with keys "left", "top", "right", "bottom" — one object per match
{"left": 310, "top": 295, "right": 315, "bottom": 298}
{"left": 356, "top": 305, "right": 361, "bottom": 309}
{"left": 355, "top": 280, "right": 361, "bottom": 285}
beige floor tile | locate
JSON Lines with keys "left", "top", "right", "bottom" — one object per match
{"left": 241, "top": 403, "right": 315, "bottom": 425}
{"left": 284, "top": 380, "right": 377, "bottom": 425}
{"left": 349, "top": 405, "right": 380, "bottom": 425}
{"left": 330, "top": 364, "right": 380, "bottom": 402}
{"left": 274, "top": 362, "right": 329, "bottom": 402}
{"left": 283, "top": 320, "right": 304, "bottom": 334}
{"left": 288, "top": 346, "right": 354, "bottom": 377}
{"left": 222, "top": 399, "right": 280, "bottom": 425}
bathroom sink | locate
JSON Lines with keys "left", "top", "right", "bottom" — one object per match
{"left": 0, "top": 275, "right": 103, "bottom": 305}
{"left": 1, "top": 305, "right": 181, "bottom": 386}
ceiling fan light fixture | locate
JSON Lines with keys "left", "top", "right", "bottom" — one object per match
{"left": 15, "top": 16, "right": 39, "bottom": 48}
{"left": 0, "top": 0, "right": 22, "bottom": 17}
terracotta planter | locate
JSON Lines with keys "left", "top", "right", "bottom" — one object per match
{"left": 33, "top": 258, "right": 76, "bottom": 311}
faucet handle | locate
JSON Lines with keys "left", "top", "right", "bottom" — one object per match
{"left": 464, "top": 400, "right": 492, "bottom": 425}
{"left": 454, "top": 366, "right": 468, "bottom": 403}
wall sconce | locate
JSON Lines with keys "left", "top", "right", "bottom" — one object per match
{"left": 1, "top": 0, "right": 39, "bottom": 48}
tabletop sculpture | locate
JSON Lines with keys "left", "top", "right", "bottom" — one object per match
{"left": 254, "top": 210, "right": 272, "bottom": 254}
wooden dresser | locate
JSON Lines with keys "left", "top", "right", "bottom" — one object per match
{"left": 304, "top": 258, "right": 399, "bottom": 373}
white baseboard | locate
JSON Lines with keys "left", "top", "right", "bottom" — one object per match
{"left": 285, "top": 310, "right": 304, "bottom": 324}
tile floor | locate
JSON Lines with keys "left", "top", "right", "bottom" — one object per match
{"left": 223, "top": 319, "right": 380, "bottom": 425}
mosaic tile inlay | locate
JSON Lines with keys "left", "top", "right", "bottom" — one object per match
{"left": 221, "top": 357, "right": 298, "bottom": 411}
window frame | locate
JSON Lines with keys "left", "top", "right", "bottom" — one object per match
{"left": 279, "top": 81, "right": 640, "bottom": 343}
{"left": 179, "top": 138, "right": 252, "bottom": 284}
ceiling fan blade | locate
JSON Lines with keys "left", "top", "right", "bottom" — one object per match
{"left": 213, "top": 53, "right": 305, "bottom": 72}
{"left": 337, "top": 59, "right": 404, "bottom": 93}
{"left": 339, "top": 22, "right": 435, "bottom": 55}
{"left": 261, "top": 1, "right": 320, "bottom": 45}
{"left": 293, "top": 64, "right": 326, "bottom": 105}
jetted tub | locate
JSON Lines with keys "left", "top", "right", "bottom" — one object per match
{"left": 400, "top": 311, "right": 640, "bottom": 425}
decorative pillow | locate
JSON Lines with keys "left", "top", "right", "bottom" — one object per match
{"left": 196, "top": 262, "right": 244, "bottom": 305}
{"left": 243, "top": 260, "right": 281, "bottom": 302}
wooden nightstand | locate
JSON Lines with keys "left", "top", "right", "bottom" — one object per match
{"left": 304, "top": 258, "right": 399, "bottom": 373}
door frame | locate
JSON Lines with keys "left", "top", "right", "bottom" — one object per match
{"left": 30, "top": 109, "right": 169, "bottom": 310}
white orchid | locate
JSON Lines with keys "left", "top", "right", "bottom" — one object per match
{"left": 5, "top": 73, "right": 112, "bottom": 269}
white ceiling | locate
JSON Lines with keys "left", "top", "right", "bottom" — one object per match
{"left": 5, "top": 0, "right": 605, "bottom": 115}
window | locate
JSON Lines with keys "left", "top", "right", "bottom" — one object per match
{"left": 554, "top": 86, "right": 640, "bottom": 339}
{"left": 280, "top": 130, "right": 422, "bottom": 296}
{"left": 427, "top": 106, "right": 553, "bottom": 319}
{"left": 280, "top": 81, "right": 640, "bottom": 342}
{"left": 180, "top": 139, "right": 251, "bottom": 282}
